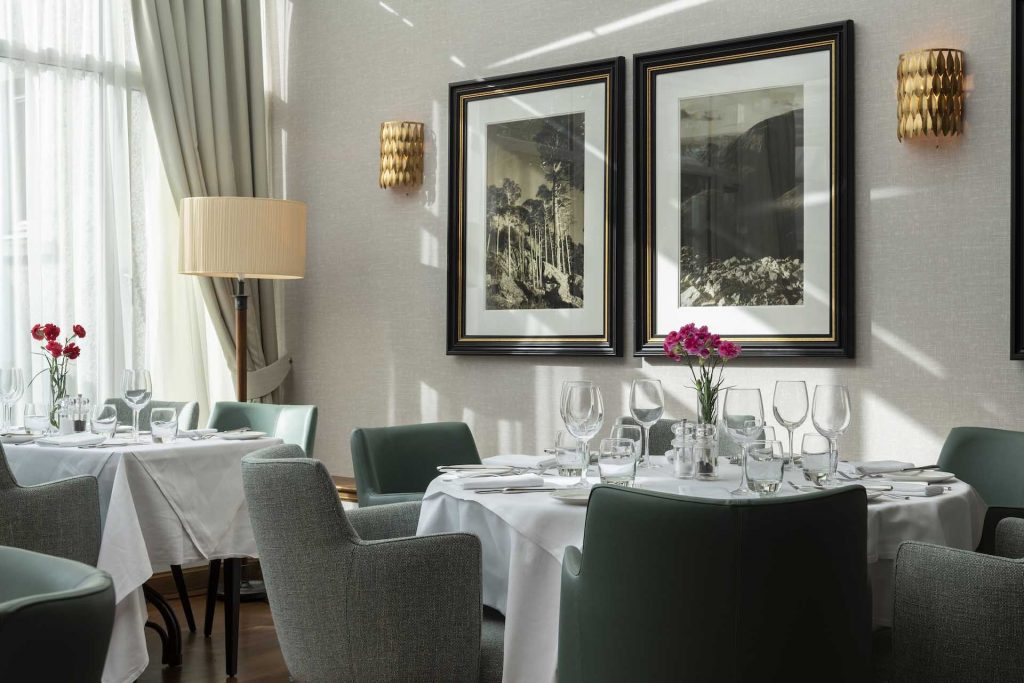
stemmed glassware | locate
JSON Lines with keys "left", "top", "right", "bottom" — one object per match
{"left": 629, "top": 379, "right": 664, "bottom": 469}
{"left": 811, "top": 384, "right": 851, "bottom": 486}
{"left": 121, "top": 369, "right": 152, "bottom": 443}
{"left": 723, "top": 388, "right": 765, "bottom": 497}
{"left": 773, "top": 380, "right": 808, "bottom": 468}
{"left": 0, "top": 369, "right": 25, "bottom": 432}
{"left": 560, "top": 381, "right": 604, "bottom": 488}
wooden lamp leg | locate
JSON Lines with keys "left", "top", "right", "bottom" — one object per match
{"left": 234, "top": 277, "right": 248, "bottom": 402}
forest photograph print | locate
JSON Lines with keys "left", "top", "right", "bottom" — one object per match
{"left": 678, "top": 86, "right": 805, "bottom": 308}
{"left": 485, "top": 113, "right": 585, "bottom": 311}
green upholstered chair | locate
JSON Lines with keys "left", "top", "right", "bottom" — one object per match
{"left": 558, "top": 485, "right": 871, "bottom": 682}
{"left": 104, "top": 398, "right": 200, "bottom": 432}
{"left": 937, "top": 426, "right": 1024, "bottom": 552}
{"left": 350, "top": 422, "right": 481, "bottom": 507}
{"left": 208, "top": 401, "right": 318, "bottom": 457}
{"left": 0, "top": 546, "right": 115, "bottom": 681}
{"left": 614, "top": 417, "right": 677, "bottom": 458}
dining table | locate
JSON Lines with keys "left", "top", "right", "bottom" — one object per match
{"left": 417, "top": 455, "right": 988, "bottom": 683}
{"left": 4, "top": 433, "right": 283, "bottom": 683}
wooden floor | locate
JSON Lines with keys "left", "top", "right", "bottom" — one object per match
{"left": 138, "top": 594, "right": 289, "bottom": 682}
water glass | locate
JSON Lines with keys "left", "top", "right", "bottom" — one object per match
{"left": 722, "top": 388, "right": 764, "bottom": 496}
{"left": 801, "top": 433, "right": 833, "bottom": 486}
{"left": 151, "top": 408, "right": 178, "bottom": 444}
{"left": 610, "top": 423, "right": 643, "bottom": 462}
{"left": 744, "top": 439, "right": 785, "bottom": 496}
{"left": 598, "top": 437, "right": 637, "bottom": 487}
{"left": 24, "top": 403, "right": 51, "bottom": 434}
{"left": 553, "top": 430, "right": 586, "bottom": 478}
{"left": 91, "top": 404, "right": 118, "bottom": 440}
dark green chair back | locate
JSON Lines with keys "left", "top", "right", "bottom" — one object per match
{"left": 351, "top": 422, "right": 480, "bottom": 507}
{"left": 208, "top": 402, "right": 318, "bottom": 458}
{"left": 938, "top": 426, "right": 1024, "bottom": 552}
{"left": 104, "top": 398, "right": 200, "bottom": 431}
{"left": 614, "top": 417, "right": 677, "bottom": 456}
{"left": 0, "top": 546, "right": 115, "bottom": 681}
{"left": 558, "top": 485, "right": 870, "bottom": 682}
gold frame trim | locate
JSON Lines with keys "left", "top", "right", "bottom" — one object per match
{"left": 456, "top": 73, "right": 613, "bottom": 344}
{"left": 643, "top": 39, "right": 840, "bottom": 345}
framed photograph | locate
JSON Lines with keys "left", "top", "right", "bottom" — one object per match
{"left": 447, "top": 58, "right": 625, "bottom": 355}
{"left": 634, "top": 22, "right": 854, "bottom": 357}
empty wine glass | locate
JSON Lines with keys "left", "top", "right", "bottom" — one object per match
{"left": 91, "top": 404, "right": 118, "bottom": 442}
{"left": 773, "top": 380, "right": 808, "bottom": 468}
{"left": 122, "top": 369, "right": 153, "bottom": 443}
{"left": 812, "top": 384, "right": 851, "bottom": 486}
{"left": 561, "top": 381, "right": 604, "bottom": 488}
{"left": 0, "top": 368, "right": 25, "bottom": 432}
{"left": 723, "top": 388, "right": 764, "bottom": 497}
{"left": 610, "top": 423, "right": 643, "bottom": 464}
{"left": 629, "top": 379, "right": 664, "bottom": 469}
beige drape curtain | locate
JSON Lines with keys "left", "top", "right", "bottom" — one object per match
{"left": 131, "top": 0, "right": 288, "bottom": 402}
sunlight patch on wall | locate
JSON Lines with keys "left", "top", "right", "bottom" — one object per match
{"left": 420, "top": 381, "right": 439, "bottom": 423}
{"left": 420, "top": 225, "right": 440, "bottom": 267}
{"left": 871, "top": 322, "right": 946, "bottom": 379}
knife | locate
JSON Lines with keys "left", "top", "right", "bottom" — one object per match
{"left": 474, "top": 487, "right": 559, "bottom": 494}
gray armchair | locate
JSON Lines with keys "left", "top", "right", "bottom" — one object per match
{"left": 0, "top": 444, "right": 101, "bottom": 566}
{"left": 0, "top": 546, "right": 115, "bottom": 682}
{"left": 890, "top": 517, "right": 1024, "bottom": 680}
{"left": 104, "top": 397, "right": 200, "bottom": 432}
{"left": 241, "top": 444, "right": 504, "bottom": 682}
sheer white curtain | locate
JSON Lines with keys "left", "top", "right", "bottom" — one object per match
{"left": 0, "top": 0, "right": 226, "bottom": 417}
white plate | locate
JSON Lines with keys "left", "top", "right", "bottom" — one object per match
{"left": 886, "top": 471, "right": 955, "bottom": 484}
{"left": 0, "top": 433, "right": 37, "bottom": 444}
{"left": 550, "top": 489, "right": 590, "bottom": 505}
{"left": 216, "top": 431, "right": 267, "bottom": 441}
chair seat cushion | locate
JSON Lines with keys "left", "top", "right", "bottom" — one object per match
{"left": 480, "top": 606, "right": 505, "bottom": 683}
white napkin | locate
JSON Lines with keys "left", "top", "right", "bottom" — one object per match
{"left": 877, "top": 480, "right": 944, "bottom": 497}
{"left": 856, "top": 460, "right": 915, "bottom": 475}
{"left": 178, "top": 428, "right": 217, "bottom": 438}
{"left": 457, "top": 473, "right": 545, "bottom": 490}
{"left": 484, "top": 454, "right": 557, "bottom": 470}
{"left": 35, "top": 433, "right": 106, "bottom": 447}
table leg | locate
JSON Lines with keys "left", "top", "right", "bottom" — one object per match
{"left": 170, "top": 564, "right": 196, "bottom": 632}
{"left": 224, "top": 558, "right": 241, "bottom": 677}
{"left": 204, "top": 559, "right": 221, "bottom": 637}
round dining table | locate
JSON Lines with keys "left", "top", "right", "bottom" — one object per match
{"left": 416, "top": 455, "right": 987, "bottom": 683}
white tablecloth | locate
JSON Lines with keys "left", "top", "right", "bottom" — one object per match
{"left": 417, "top": 456, "right": 987, "bottom": 683}
{"left": 5, "top": 436, "right": 283, "bottom": 683}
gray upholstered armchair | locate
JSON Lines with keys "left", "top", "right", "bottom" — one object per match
{"left": 241, "top": 444, "right": 504, "bottom": 682}
{"left": 104, "top": 397, "right": 200, "bottom": 432}
{"left": 890, "top": 517, "right": 1024, "bottom": 680}
{"left": 0, "top": 445, "right": 101, "bottom": 566}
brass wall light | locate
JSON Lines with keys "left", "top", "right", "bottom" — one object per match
{"left": 897, "top": 49, "right": 965, "bottom": 142}
{"left": 379, "top": 121, "right": 424, "bottom": 188}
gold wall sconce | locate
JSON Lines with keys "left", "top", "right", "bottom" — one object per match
{"left": 897, "top": 49, "right": 964, "bottom": 142}
{"left": 379, "top": 121, "right": 424, "bottom": 189}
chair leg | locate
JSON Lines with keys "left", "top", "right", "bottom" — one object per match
{"left": 170, "top": 564, "right": 196, "bottom": 632}
{"left": 224, "top": 558, "right": 241, "bottom": 677}
{"left": 204, "top": 559, "right": 221, "bottom": 637}
{"left": 143, "top": 584, "right": 182, "bottom": 668}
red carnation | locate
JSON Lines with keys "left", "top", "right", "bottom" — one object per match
{"left": 43, "top": 323, "right": 60, "bottom": 342}
{"left": 63, "top": 342, "right": 81, "bottom": 360}
{"left": 31, "top": 324, "right": 44, "bottom": 340}
{"left": 45, "top": 340, "right": 63, "bottom": 358}
{"left": 72, "top": 324, "right": 86, "bottom": 338}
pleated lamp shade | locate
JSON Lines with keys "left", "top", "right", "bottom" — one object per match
{"left": 180, "top": 197, "right": 307, "bottom": 279}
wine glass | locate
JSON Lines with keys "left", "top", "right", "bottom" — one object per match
{"left": 0, "top": 368, "right": 25, "bottom": 432}
{"left": 91, "top": 404, "right": 118, "bottom": 442}
{"left": 561, "top": 381, "right": 604, "bottom": 488}
{"left": 773, "top": 380, "right": 808, "bottom": 469}
{"left": 121, "top": 369, "right": 153, "bottom": 443}
{"left": 722, "top": 388, "right": 764, "bottom": 497}
{"left": 629, "top": 379, "right": 664, "bottom": 469}
{"left": 610, "top": 423, "right": 643, "bottom": 464}
{"left": 812, "top": 384, "right": 852, "bottom": 486}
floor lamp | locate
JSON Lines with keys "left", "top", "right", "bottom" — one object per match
{"left": 180, "top": 197, "right": 307, "bottom": 401}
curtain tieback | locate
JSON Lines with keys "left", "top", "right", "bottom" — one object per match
{"left": 242, "top": 354, "right": 293, "bottom": 400}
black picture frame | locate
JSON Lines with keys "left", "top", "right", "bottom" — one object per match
{"left": 633, "top": 22, "right": 855, "bottom": 357}
{"left": 446, "top": 58, "right": 625, "bottom": 356}
{"left": 1013, "top": 1, "right": 1024, "bottom": 358}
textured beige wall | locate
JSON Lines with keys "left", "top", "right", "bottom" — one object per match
{"left": 273, "top": 0, "right": 1018, "bottom": 475}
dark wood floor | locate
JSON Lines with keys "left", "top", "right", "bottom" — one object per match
{"left": 138, "top": 594, "right": 289, "bottom": 682}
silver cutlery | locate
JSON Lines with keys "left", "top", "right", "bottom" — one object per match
{"left": 475, "top": 487, "right": 559, "bottom": 494}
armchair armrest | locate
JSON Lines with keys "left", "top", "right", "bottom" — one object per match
{"left": 0, "top": 476, "right": 100, "bottom": 566}
{"left": 996, "top": 517, "right": 1024, "bottom": 559}
{"left": 892, "top": 541, "right": 1024, "bottom": 679}
{"left": 346, "top": 531, "right": 484, "bottom": 681}
{"left": 362, "top": 491, "right": 424, "bottom": 507}
{"left": 346, "top": 501, "right": 421, "bottom": 540}
{"left": 558, "top": 545, "right": 584, "bottom": 682}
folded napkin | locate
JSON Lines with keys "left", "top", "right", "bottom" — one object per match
{"left": 35, "top": 433, "right": 106, "bottom": 447}
{"left": 855, "top": 460, "right": 915, "bottom": 475}
{"left": 457, "top": 473, "right": 545, "bottom": 490}
{"left": 876, "top": 480, "right": 944, "bottom": 497}
{"left": 484, "top": 454, "right": 557, "bottom": 470}
{"left": 178, "top": 428, "right": 218, "bottom": 438}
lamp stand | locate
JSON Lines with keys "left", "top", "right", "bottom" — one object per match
{"left": 234, "top": 277, "right": 248, "bottom": 402}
